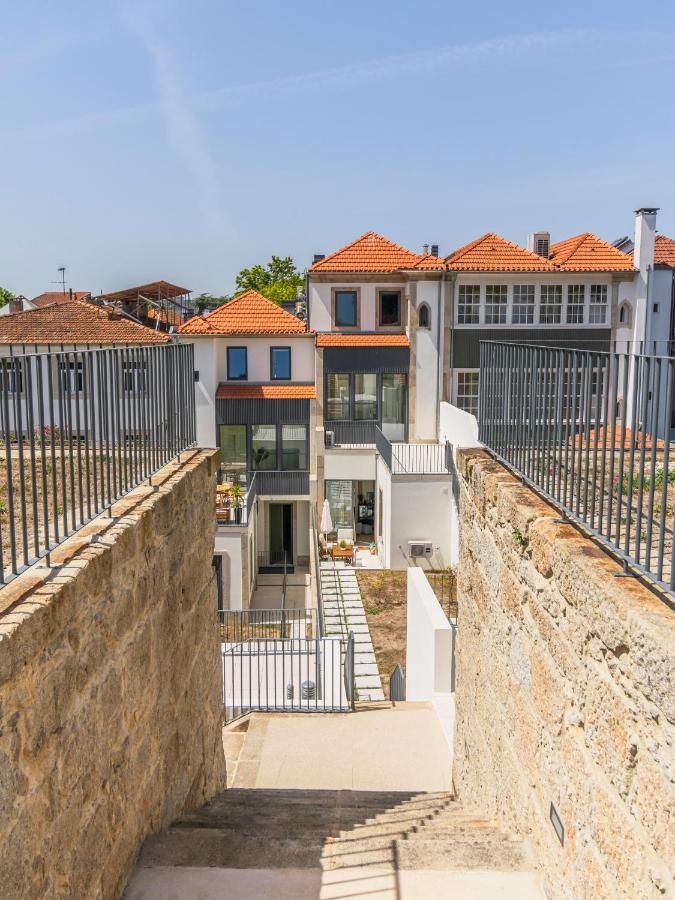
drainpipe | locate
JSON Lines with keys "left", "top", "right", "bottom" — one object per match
{"left": 435, "top": 272, "right": 444, "bottom": 440}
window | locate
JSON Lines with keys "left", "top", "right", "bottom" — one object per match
{"left": 418, "top": 303, "right": 431, "bottom": 328}
{"left": 325, "top": 480, "right": 353, "bottom": 528}
{"left": 381, "top": 373, "right": 406, "bottom": 441}
{"left": 456, "top": 372, "right": 479, "bottom": 417}
{"left": 270, "top": 347, "right": 291, "bottom": 380}
{"left": 512, "top": 285, "right": 535, "bottom": 324}
{"left": 653, "top": 303, "right": 659, "bottom": 314}
{"left": 485, "top": 285, "right": 507, "bottom": 324}
{"left": 566, "top": 286, "right": 585, "bottom": 324}
{"left": 378, "top": 291, "right": 401, "bottom": 326}
{"left": 354, "top": 373, "right": 377, "bottom": 420}
{"left": 281, "top": 425, "right": 307, "bottom": 470}
{"left": 2, "top": 359, "right": 23, "bottom": 394}
{"left": 122, "top": 360, "right": 147, "bottom": 394}
{"left": 251, "top": 424, "right": 276, "bottom": 470}
{"left": 227, "top": 346, "right": 247, "bottom": 380}
{"left": 589, "top": 285, "right": 607, "bottom": 324}
{"left": 326, "top": 373, "right": 350, "bottom": 419}
{"left": 59, "top": 360, "right": 83, "bottom": 395}
{"left": 619, "top": 302, "right": 630, "bottom": 325}
{"left": 540, "top": 286, "right": 562, "bottom": 324}
{"left": 334, "top": 290, "right": 357, "bottom": 327}
{"left": 219, "top": 425, "right": 247, "bottom": 484}
{"left": 458, "top": 285, "right": 480, "bottom": 324}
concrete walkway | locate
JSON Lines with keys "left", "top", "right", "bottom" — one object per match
{"left": 320, "top": 562, "right": 384, "bottom": 702}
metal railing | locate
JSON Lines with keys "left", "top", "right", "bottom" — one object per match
{"left": 375, "top": 427, "right": 451, "bottom": 475}
{"left": 425, "top": 569, "right": 457, "bottom": 619}
{"left": 479, "top": 340, "right": 675, "bottom": 596}
{"left": 215, "top": 472, "right": 258, "bottom": 528}
{"left": 0, "top": 343, "right": 195, "bottom": 586}
{"left": 325, "top": 420, "right": 377, "bottom": 446}
{"left": 310, "top": 507, "right": 325, "bottom": 636}
{"left": 222, "top": 632, "right": 356, "bottom": 723}
{"left": 219, "top": 608, "right": 319, "bottom": 641}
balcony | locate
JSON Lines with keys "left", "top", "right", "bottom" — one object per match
{"left": 375, "top": 427, "right": 451, "bottom": 475}
{"left": 325, "top": 420, "right": 406, "bottom": 447}
{"left": 254, "top": 469, "right": 309, "bottom": 496}
{"left": 216, "top": 470, "right": 310, "bottom": 528}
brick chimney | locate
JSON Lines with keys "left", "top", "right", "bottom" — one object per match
{"left": 9, "top": 297, "right": 22, "bottom": 314}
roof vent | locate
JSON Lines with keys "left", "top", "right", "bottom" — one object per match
{"left": 527, "top": 231, "right": 550, "bottom": 258}
{"left": 430, "top": 244, "right": 439, "bottom": 258}
{"left": 313, "top": 254, "right": 325, "bottom": 264}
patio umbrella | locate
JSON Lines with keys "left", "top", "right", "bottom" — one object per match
{"left": 320, "top": 498, "right": 333, "bottom": 538}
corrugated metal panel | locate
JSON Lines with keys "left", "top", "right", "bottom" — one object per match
{"left": 216, "top": 397, "right": 310, "bottom": 424}
{"left": 453, "top": 329, "right": 612, "bottom": 368}
{"left": 324, "top": 346, "right": 409, "bottom": 373}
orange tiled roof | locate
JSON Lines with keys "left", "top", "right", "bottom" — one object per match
{"left": 410, "top": 253, "right": 446, "bottom": 271}
{"left": 178, "top": 290, "right": 309, "bottom": 335}
{"left": 655, "top": 234, "right": 675, "bottom": 267}
{"left": 446, "top": 234, "right": 557, "bottom": 271}
{"left": 0, "top": 301, "right": 170, "bottom": 345}
{"left": 548, "top": 233, "right": 634, "bottom": 271}
{"left": 31, "top": 291, "right": 91, "bottom": 308}
{"left": 310, "top": 232, "right": 429, "bottom": 273}
{"left": 215, "top": 383, "right": 316, "bottom": 400}
{"left": 316, "top": 333, "right": 409, "bottom": 348}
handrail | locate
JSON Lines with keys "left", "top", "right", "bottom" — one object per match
{"left": 310, "top": 506, "right": 325, "bottom": 636}
{"left": 280, "top": 551, "right": 288, "bottom": 636}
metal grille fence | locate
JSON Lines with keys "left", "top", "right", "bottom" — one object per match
{"left": 479, "top": 341, "right": 675, "bottom": 595}
{"left": 219, "top": 608, "right": 319, "bottom": 642}
{"left": 0, "top": 343, "right": 195, "bottom": 586}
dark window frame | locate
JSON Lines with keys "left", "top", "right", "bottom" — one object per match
{"left": 332, "top": 288, "right": 360, "bottom": 329}
{"left": 227, "top": 346, "right": 248, "bottom": 381}
{"left": 270, "top": 346, "right": 292, "bottom": 381}
{"left": 418, "top": 303, "right": 431, "bottom": 328}
{"left": 377, "top": 289, "right": 402, "bottom": 328}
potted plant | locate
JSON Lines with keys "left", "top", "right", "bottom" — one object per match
{"left": 230, "top": 483, "right": 243, "bottom": 524}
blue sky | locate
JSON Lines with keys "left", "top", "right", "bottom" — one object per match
{"left": 2, "top": 0, "right": 675, "bottom": 297}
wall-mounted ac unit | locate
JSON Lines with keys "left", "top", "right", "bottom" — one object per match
{"left": 409, "top": 540, "right": 433, "bottom": 558}
{"left": 325, "top": 430, "right": 335, "bottom": 448}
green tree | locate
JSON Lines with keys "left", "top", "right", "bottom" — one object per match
{"left": 235, "top": 256, "right": 303, "bottom": 304}
{"left": 0, "top": 286, "right": 14, "bottom": 306}
{"left": 193, "top": 293, "right": 229, "bottom": 313}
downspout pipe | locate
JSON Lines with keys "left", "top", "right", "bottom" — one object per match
{"left": 435, "top": 272, "right": 444, "bottom": 440}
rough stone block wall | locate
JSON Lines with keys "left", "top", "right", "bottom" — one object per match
{"left": 455, "top": 448, "right": 675, "bottom": 900}
{"left": 0, "top": 450, "right": 226, "bottom": 900}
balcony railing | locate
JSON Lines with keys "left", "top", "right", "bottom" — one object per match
{"left": 254, "top": 469, "right": 309, "bottom": 495}
{"left": 375, "top": 427, "right": 451, "bottom": 475}
{"left": 325, "top": 420, "right": 377, "bottom": 446}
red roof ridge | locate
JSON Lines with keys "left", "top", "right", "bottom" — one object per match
{"left": 309, "top": 231, "right": 425, "bottom": 273}
{"left": 178, "top": 289, "right": 309, "bottom": 335}
{"left": 446, "top": 233, "right": 556, "bottom": 271}
{"left": 548, "top": 232, "right": 591, "bottom": 266}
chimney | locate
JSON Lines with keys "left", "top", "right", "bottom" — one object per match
{"left": 312, "top": 254, "right": 325, "bottom": 264}
{"left": 633, "top": 207, "right": 658, "bottom": 272}
{"left": 527, "top": 231, "right": 550, "bottom": 257}
{"left": 430, "top": 244, "right": 439, "bottom": 258}
{"left": 422, "top": 244, "right": 429, "bottom": 255}
{"left": 9, "top": 298, "right": 22, "bottom": 314}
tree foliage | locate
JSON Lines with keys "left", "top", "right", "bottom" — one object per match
{"left": 193, "top": 293, "right": 229, "bottom": 313}
{"left": 235, "top": 256, "right": 303, "bottom": 304}
{"left": 0, "top": 286, "right": 14, "bottom": 306}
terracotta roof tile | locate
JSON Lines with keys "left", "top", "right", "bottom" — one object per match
{"left": 654, "top": 234, "right": 675, "bottom": 267}
{"left": 446, "top": 233, "right": 556, "bottom": 271}
{"left": 178, "top": 289, "right": 309, "bottom": 335}
{"left": 548, "top": 233, "right": 634, "bottom": 271}
{"left": 310, "top": 232, "right": 427, "bottom": 273}
{"left": 215, "top": 383, "right": 316, "bottom": 400}
{"left": 31, "top": 291, "right": 91, "bottom": 308}
{"left": 409, "top": 253, "right": 446, "bottom": 271}
{"left": 316, "top": 333, "right": 409, "bottom": 348}
{"left": 0, "top": 301, "right": 169, "bottom": 345}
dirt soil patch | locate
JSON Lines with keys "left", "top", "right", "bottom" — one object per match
{"left": 355, "top": 570, "right": 408, "bottom": 699}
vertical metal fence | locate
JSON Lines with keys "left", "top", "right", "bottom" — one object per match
{"left": 310, "top": 506, "right": 325, "bottom": 636}
{"left": 479, "top": 341, "right": 675, "bottom": 595}
{"left": 222, "top": 632, "right": 355, "bottom": 723}
{"left": 0, "top": 343, "right": 195, "bottom": 586}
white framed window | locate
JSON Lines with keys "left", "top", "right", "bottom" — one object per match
{"left": 512, "top": 285, "right": 535, "bottom": 324}
{"left": 122, "top": 360, "right": 147, "bottom": 394}
{"left": 485, "top": 285, "right": 507, "bottom": 325}
{"left": 457, "top": 285, "right": 480, "bottom": 324}
{"left": 456, "top": 371, "right": 479, "bottom": 417}
{"left": 59, "top": 360, "right": 84, "bottom": 395}
{"left": 1, "top": 359, "right": 23, "bottom": 394}
{"left": 589, "top": 284, "right": 607, "bottom": 324}
{"left": 566, "top": 285, "right": 585, "bottom": 324}
{"left": 540, "top": 285, "right": 562, "bottom": 324}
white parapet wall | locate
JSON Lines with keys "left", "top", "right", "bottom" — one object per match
{"left": 438, "top": 401, "right": 481, "bottom": 565}
{"left": 406, "top": 567, "right": 455, "bottom": 751}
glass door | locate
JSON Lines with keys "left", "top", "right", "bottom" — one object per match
{"left": 381, "top": 373, "right": 406, "bottom": 441}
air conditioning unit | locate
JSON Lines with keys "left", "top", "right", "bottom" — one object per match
{"left": 325, "top": 430, "right": 335, "bottom": 448}
{"left": 408, "top": 540, "right": 433, "bottom": 559}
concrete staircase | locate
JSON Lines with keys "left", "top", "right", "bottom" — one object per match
{"left": 130, "top": 788, "right": 542, "bottom": 898}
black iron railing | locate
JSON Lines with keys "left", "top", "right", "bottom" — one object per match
{"left": 0, "top": 343, "right": 195, "bottom": 586}
{"left": 325, "top": 420, "right": 377, "bottom": 446}
{"left": 219, "top": 608, "right": 319, "bottom": 641}
{"left": 254, "top": 469, "right": 309, "bottom": 495}
{"left": 310, "top": 507, "right": 325, "bottom": 636}
{"left": 479, "top": 340, "right": 675, "bottom": 596}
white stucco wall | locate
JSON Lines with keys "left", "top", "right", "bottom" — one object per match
{"left": 406, "top": 567, "right": 455, "bottom": 750}
{"left": 414, "top": 280, "right": 442, "bottom": 441}
{"left": 308, "top": 279, "right": 407, "bottom": 332}
{"left": 375, "top": 455, "right": 392, "bottom": 568}
{"left": 185, "top": 337, "right": 219, "bottom": 447}
{"left": 324, "top": 449, "right": 377, "bottom": 481}
{"left": 438, "top": 401, "right": 480, "bottom": 448}
{"left": 386, "top": 476, "right": 453, "bottom": 569}
{"left": 214, "top": 530, "right": 245, "bottom": 610}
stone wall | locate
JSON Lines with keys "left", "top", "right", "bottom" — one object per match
{"left": 454, "top": 448, "right": 675, "bottom": 900}
{"left": 0, "top": 450, "right": 226, "bottom": 900}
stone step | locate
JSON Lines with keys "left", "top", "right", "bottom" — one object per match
{"left": 394, "top": 836, "right": 529, "bottom": 871}
{"left": 320, "top": 845, "right": 395, "bottom": 871}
